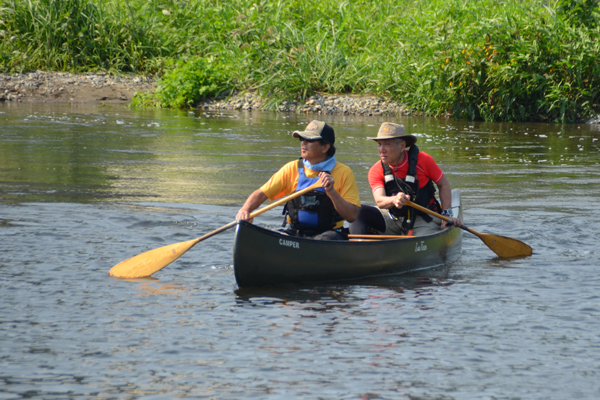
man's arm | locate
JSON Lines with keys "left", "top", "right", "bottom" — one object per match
{"left": 320, "top": 172, "right": 358, "bottom": 223}
{"left": 235, "top": 189, "right": 269, "bottom": 222}
{"left": 436, "top": 176, "right": 452, "bottom": 210}
{"left": 435, "top": 176, "right": 462, "bottom": 228}
{"left": 372, "top": 187, "right": 409, "bottom": 210}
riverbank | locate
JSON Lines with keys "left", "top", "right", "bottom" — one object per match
{"left": 2, "top": 71, "right": 599, "bottom": 122}
{"left": 3, "top": 0, "right": 599, "bottom": 123}
{"left": 0, "top": 71, "right": 155, "bottom": 104}
{"left": 0, "top": 71, "right": 416, "bottom": 116}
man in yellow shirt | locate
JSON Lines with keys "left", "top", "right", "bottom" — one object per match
{"left": 236, "top": 120, "right": 360, "bottom": 240}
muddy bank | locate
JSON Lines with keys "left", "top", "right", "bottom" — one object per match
{"left": 0, "top": 71, "right": 155, "bottom": 104}
{"left": 2, "top": 71, "right": 599, "bottom": 122}
{"left": 0, "top": 71, "right": 414, "bottom": 116}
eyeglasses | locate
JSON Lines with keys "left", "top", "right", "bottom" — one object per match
{"left": 299, "top": 138, "right": 321, "bottom": 143}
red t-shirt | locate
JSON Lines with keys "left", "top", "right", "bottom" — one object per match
{"left": 368, "top": 151, "right": 444, "bottom": 192}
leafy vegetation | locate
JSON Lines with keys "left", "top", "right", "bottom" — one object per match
{"left": 1, "top": 0, "right": 599, "bottom": 122}
{"left": 130, "top": 56, "right": 233, "bottom": 108}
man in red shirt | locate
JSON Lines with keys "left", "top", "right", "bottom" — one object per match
{"left": 350, "top": 122, "right": 462, "bottom": 236}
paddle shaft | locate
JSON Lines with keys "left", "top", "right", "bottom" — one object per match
{"left": 405, "top": 200, "right": 474, "bottom": 236}
{"left": 184, "top": 181, "right": 324, "bottom": 251}
{"left": 348, "top": 234, "right": 411, "bottom": 239}
{"left": 186, "top": 182, "right": 322, "bottom": 246}
{"left": 405, "top": 200, "right": 532, "bottom": 257}
{"left": 405, "top": 200, "right": 459, "bottom": 225}
{"left": 109, "top": 182, "right": 321, "bottom": 278}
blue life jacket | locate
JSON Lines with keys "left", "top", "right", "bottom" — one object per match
{"left": 284, "top": 158, "right": 343, "bottom": 232}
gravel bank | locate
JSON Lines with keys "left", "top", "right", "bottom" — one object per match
{"left": 2, "top": 71, "right": 598, "bottom": 122}
{"left": 200, "top": 92, "right": 415, "bottom": 116}
{"left": 0, "top": 71, "right": 415, "bottom": 116}
{"left": 0, "top": 71, "right": 155, "bottom": 104}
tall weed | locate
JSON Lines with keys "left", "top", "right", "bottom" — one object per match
{"left": 0, "top": 0, "right": 169, "bottom": 72}
{"left": 1, "top": 0, "right": 599, "bottom": 121}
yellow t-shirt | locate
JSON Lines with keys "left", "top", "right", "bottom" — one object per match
{"left": 259, "top": 160, "right": 361, "bottom": 229}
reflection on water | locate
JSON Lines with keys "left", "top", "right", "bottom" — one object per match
{"left": 1, "top": 103, "right": 600, "bottom": 399}
{"left": 2, "top": 102, "right": 599, "bottom": 207}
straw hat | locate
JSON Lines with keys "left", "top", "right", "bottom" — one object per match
{"left": 367, "top": 122, "right": 416, "bottom": 147}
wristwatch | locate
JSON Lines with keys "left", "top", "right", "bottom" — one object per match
{"left": 441, "top": 209, "right": 453, "bottom": 217}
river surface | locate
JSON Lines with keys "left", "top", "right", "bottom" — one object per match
{"left": 1, "top": 102, "right": 599, "bottom": 400}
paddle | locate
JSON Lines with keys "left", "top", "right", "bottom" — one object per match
{"left": 405, "top": 200, "right": 532, "bottom": 258}
{"left": 109, "top": 182, "right": 321, "bottom": 278}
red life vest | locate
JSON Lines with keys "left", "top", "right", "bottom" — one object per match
{"left": 383, "top": 145, "right": 441, "bottom": 224}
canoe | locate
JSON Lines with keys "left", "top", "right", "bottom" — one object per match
{"left": 233, "top": 189, "right": 463, "bottom": 288}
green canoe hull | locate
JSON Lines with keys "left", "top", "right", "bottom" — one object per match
{"left": 233, "top": 191, "right": 463, "bottom": 288}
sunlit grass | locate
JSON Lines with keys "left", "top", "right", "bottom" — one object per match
{"left": 1, "top": 0, "right": 599, "bottom": 122}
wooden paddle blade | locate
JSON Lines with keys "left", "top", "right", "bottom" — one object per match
{"left": 107, "top": 185, "right": 319, "bottom": 280}
{"left": 109, "top": 238, "right": 200, "bottom": 278}
{"left": 405, "top": 200, "right": 533, "bottom": 258}
{"left": 473, "top": 231, "right": 532, "bottom": 258}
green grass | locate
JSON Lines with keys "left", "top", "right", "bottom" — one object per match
{"left": 1, "top": 0, "right": 599, "bottom": 122}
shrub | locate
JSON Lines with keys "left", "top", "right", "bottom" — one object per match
{"left": 428, "top": 4, "right": 600, "bottom": 122}
{"left": 131, "top": 56, "right": 233, "bottom": 109}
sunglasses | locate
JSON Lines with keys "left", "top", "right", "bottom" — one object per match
{"left": 299, "top": 137, "right": 321, "bottom": 143}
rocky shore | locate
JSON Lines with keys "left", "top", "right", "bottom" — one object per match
{"left": 0, "top": 71, "right": 155, "bottom": 104}
{"left": 201, "top": 92, "right": 415, "bottom": 116}
{"left": 2, "top": 71, "right": 599, "bottom": 122}
{"left": 0, "top": 71, "right": 415, "bottom": 116}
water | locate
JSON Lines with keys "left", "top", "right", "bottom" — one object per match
{"left": 1, "top": 103, "right": 599, "bottom": 399}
